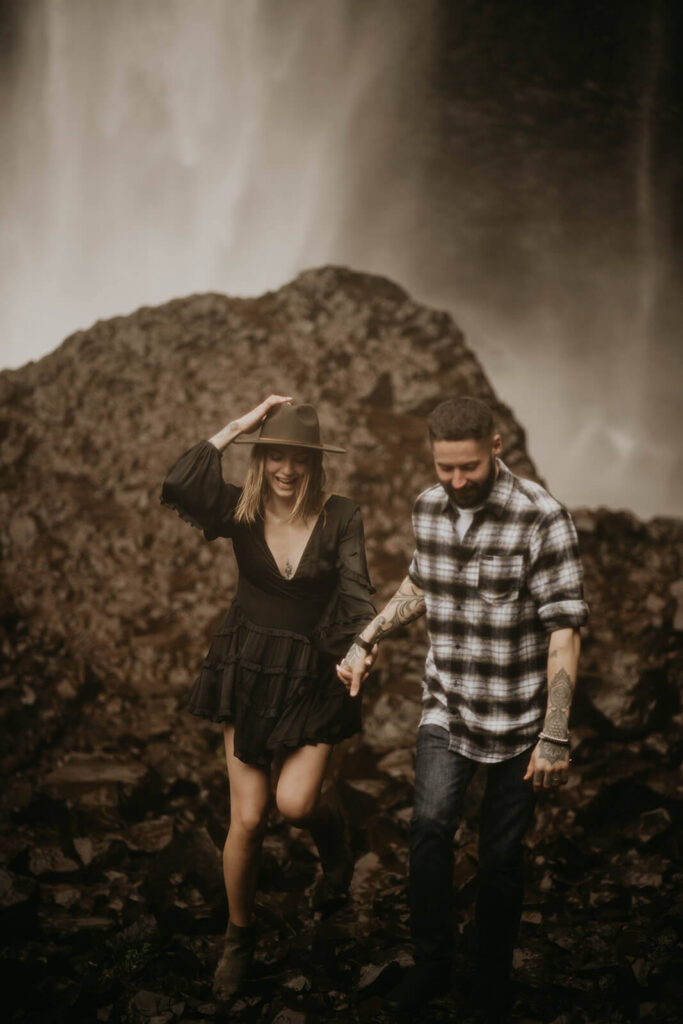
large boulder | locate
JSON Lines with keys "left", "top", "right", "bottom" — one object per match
{"left": 0, "top": 265, "right": 535, "bottom": 776}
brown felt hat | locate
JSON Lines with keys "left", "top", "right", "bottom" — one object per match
{"left": 233, "top": 402, "right": 346, "bottom": 454}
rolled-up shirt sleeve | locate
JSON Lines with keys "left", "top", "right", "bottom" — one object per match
{"left": 160, "top": 440, "right": 241, "bottom": 541}
{"left": 408, "top": 550, "right": 423, "bottom": 589}
{"left": 527, "top": 507, "right": 589, "bottom": 632}
{"left": 408, "top": 505, "right": 424, "bottom": 589}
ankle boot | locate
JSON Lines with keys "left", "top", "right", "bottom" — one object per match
{"left": 212, "top": 920, "right": 255, "bottom": 1002}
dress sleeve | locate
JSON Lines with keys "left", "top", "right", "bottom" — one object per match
{"left": 160, "top": 440, "right": 241, "bottom": 541}
{"left": 315, "top": 505, "right": 376, "bottom": 657}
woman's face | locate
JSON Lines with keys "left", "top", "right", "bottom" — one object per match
{"left": 264, "top": 446, "right": 312, "bottom": 501}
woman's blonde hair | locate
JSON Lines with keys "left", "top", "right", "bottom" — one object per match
{"left": 234, "top": 446, "right": 326, "bottom": 524}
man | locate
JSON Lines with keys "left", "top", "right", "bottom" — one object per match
{"left": 338, "top": 397, "right": 588, "bottom": 1022}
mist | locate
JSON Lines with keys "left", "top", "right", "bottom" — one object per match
{"left": 1, "top": 0, "right": 681, "bottom": 518}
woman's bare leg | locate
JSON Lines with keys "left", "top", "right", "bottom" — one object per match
{"left": 275, "top": 742, "right": 333, "bottom": 823}
{"left": 275, "top": 742, "right": 353, "bottom": 901}
{"left": 223, "top": 725, "right": 270, "bottom": 926}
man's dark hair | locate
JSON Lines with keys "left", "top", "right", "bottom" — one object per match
{"left": 428, "top": 397, "right": 495, "bottom": 442}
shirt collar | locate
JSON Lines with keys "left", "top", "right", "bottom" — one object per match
{"left": 435, "top": 458, "right": 513, "bottom": 519}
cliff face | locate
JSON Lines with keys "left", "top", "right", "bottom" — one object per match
{"left": 0, "top": 265, "right": 535, "bottom": 771}
{"left": 1, "top": 267, "right": 682, "bottom": 1023}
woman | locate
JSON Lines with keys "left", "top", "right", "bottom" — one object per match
{"left": 160, "top": 395, "right": 375, "bottom": 1003}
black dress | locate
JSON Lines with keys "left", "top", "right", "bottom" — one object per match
{"left": 161, "top": 441, "right": 376, "bottom": 767}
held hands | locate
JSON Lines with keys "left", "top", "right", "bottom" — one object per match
{"left": 235, "top": 394, "right": 293, "bottom": 437}
{"left": 524, "top": 737, "right": 570, "bottom": 792}
{"left": 336, "top": 640, "right": 378, "bottom": 697}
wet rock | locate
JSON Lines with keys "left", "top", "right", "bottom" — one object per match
{"left": 271, "top": 1010, "right": 308, "bottom": 1024}
{"left": 282, "top": 973, "right": 311, "bottom": 993}
{"left": 146, "top": 827, "right": 225, "bottom": 934}
{"left": 636, "top": 807, "right": 672, "bottom": 844}
{"left": 584, "top": 649, "right": 662, "bottom": 734}
{"left": 28, "top": 845, "right": 80, "bottom": 876}
{"left": 125, "top": 816, "right": 174, "bottom": 853}
{"left": 53, "top": 914, "right": 116, "bottom": 936}
{"left": 44, "top": 755, "right": 149, "bottom": 797}
{"left": 72, "top": 835, "right": 118, "bottom": 866}
{"left": 0, "top": 868, "right": 38, "bottom": 934}
{"left": 377, "top": 748, "right": 415, "bottom": 784}
{"left": 350, "top": 851, "right": 382, "bottom": 896}
{"left": 128, "top": 989, "right": 185, "bottom": 1022}
{"left": 112, "top": 913, "right": 161, "bottom": 948}
{"left": 48, "top": 884, "right": 81, "bottom": 908}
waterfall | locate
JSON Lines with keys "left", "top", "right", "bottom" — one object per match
{"left": 1, "top": 0, "right": 436, "bottom": 366}
{"left": 1, "top": 0, "right": 680, "bottom": 517}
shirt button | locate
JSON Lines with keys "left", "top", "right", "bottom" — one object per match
{"left": 455, "top": 643, "right": 461, "bottom": 649}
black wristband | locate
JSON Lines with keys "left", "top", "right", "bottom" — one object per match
{"left": 354, "top": 634, "right": 375, "bottom": 653}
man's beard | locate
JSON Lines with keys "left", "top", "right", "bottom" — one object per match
{"left": 445, "top": 455, "right": 497, "bottom": 509}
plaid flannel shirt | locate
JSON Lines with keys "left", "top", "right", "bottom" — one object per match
{"left": 408, "top": 459, "right": 589, "bottom": 763}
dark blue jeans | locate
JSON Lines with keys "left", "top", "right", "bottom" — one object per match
{"left": 410, "top": 725, "right": 536, "bottom": 988}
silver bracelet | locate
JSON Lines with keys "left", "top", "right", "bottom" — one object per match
{"left": 538, "top": 731, "right": 570, "bottom": 747}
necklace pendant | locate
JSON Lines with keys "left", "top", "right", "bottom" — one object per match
{"left": 283, "top": 560, "right": 293, "bottom": 579}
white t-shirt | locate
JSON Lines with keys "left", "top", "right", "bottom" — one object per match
{"left": 453, "top": 503, "right": 482, "bottom": 541}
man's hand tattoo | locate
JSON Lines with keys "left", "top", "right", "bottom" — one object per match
{"left": 538, "top": 739, "right": 569, "bottom": 764}
{"left": 341, "top": 642, "right": 365, "bottom": 669}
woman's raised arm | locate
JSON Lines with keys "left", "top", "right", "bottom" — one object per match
{"left": 209, "top": 394, "right": 292, "bottom": 451}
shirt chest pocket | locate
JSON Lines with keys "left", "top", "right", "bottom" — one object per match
{"left": 477, "top": 554, "right": 525, "bottom": 604}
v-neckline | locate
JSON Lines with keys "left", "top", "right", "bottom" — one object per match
{"left": 261, "top": 496, "right": 333, "bottom": 581}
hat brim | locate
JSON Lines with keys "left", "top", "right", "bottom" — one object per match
{"left": 232, "top": 436, "right": 346, "bottom": 454}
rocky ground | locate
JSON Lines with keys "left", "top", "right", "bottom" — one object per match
{"left": 1, "top": 267, "right": 682, "bottom": 1022}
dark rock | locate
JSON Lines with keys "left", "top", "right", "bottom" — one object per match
{"left": 128, "top": 989, "right": 184, "bottom": 1021}
{"left": 145, "top": 827, "right": 225, "bottom": 934}
{"left": 361, "top": 692, "right": 421, "bottom": 753}
{"left": 271, "top": 1010, "right": 309, "bottom": 1024}
{"left": 0, "top": 868, "right": 38, "bottom": 935}
{"left": 362, "top": 371, "right": 394, "bottom": 408}
{"left": 43, "top": 755, "right": 150, "bottom": 800}
{"left": 125, "top": 816, "right": 174, "bottom": 853}
{"left": 27, "top": 845, "right": 80, "bottom": 876}
{"left": 636, "top": 808, "right": 672, "bottom": 844}
{"left": 282, "top": 973, "right": 311, "bottom": 993}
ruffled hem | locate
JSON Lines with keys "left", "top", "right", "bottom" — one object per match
{"left": 159, "top": 495, "right": 220, "bottom": 541}
{"left": 184, "top": 603, "right": 361, "bottom": 766}
{"left": 160, "top": 494, "right": 205, "bottom": 532}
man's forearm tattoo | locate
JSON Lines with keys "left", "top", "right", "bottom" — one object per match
{"left": 365, "top": 579, "right": 426, "bottom": 644}
{"left": 544, "top": 668, "right": 573, "bottom": 737}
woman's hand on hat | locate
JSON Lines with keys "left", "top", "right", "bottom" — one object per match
{"left": 209, "top": 395, "right": 293, "bottom": 450}
{"left": 235, "top": 395, "right": 293, "bottom": 436}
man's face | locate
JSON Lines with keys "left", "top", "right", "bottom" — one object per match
{"left": 431, "top": 435, "right": 502, "bottom": 508}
